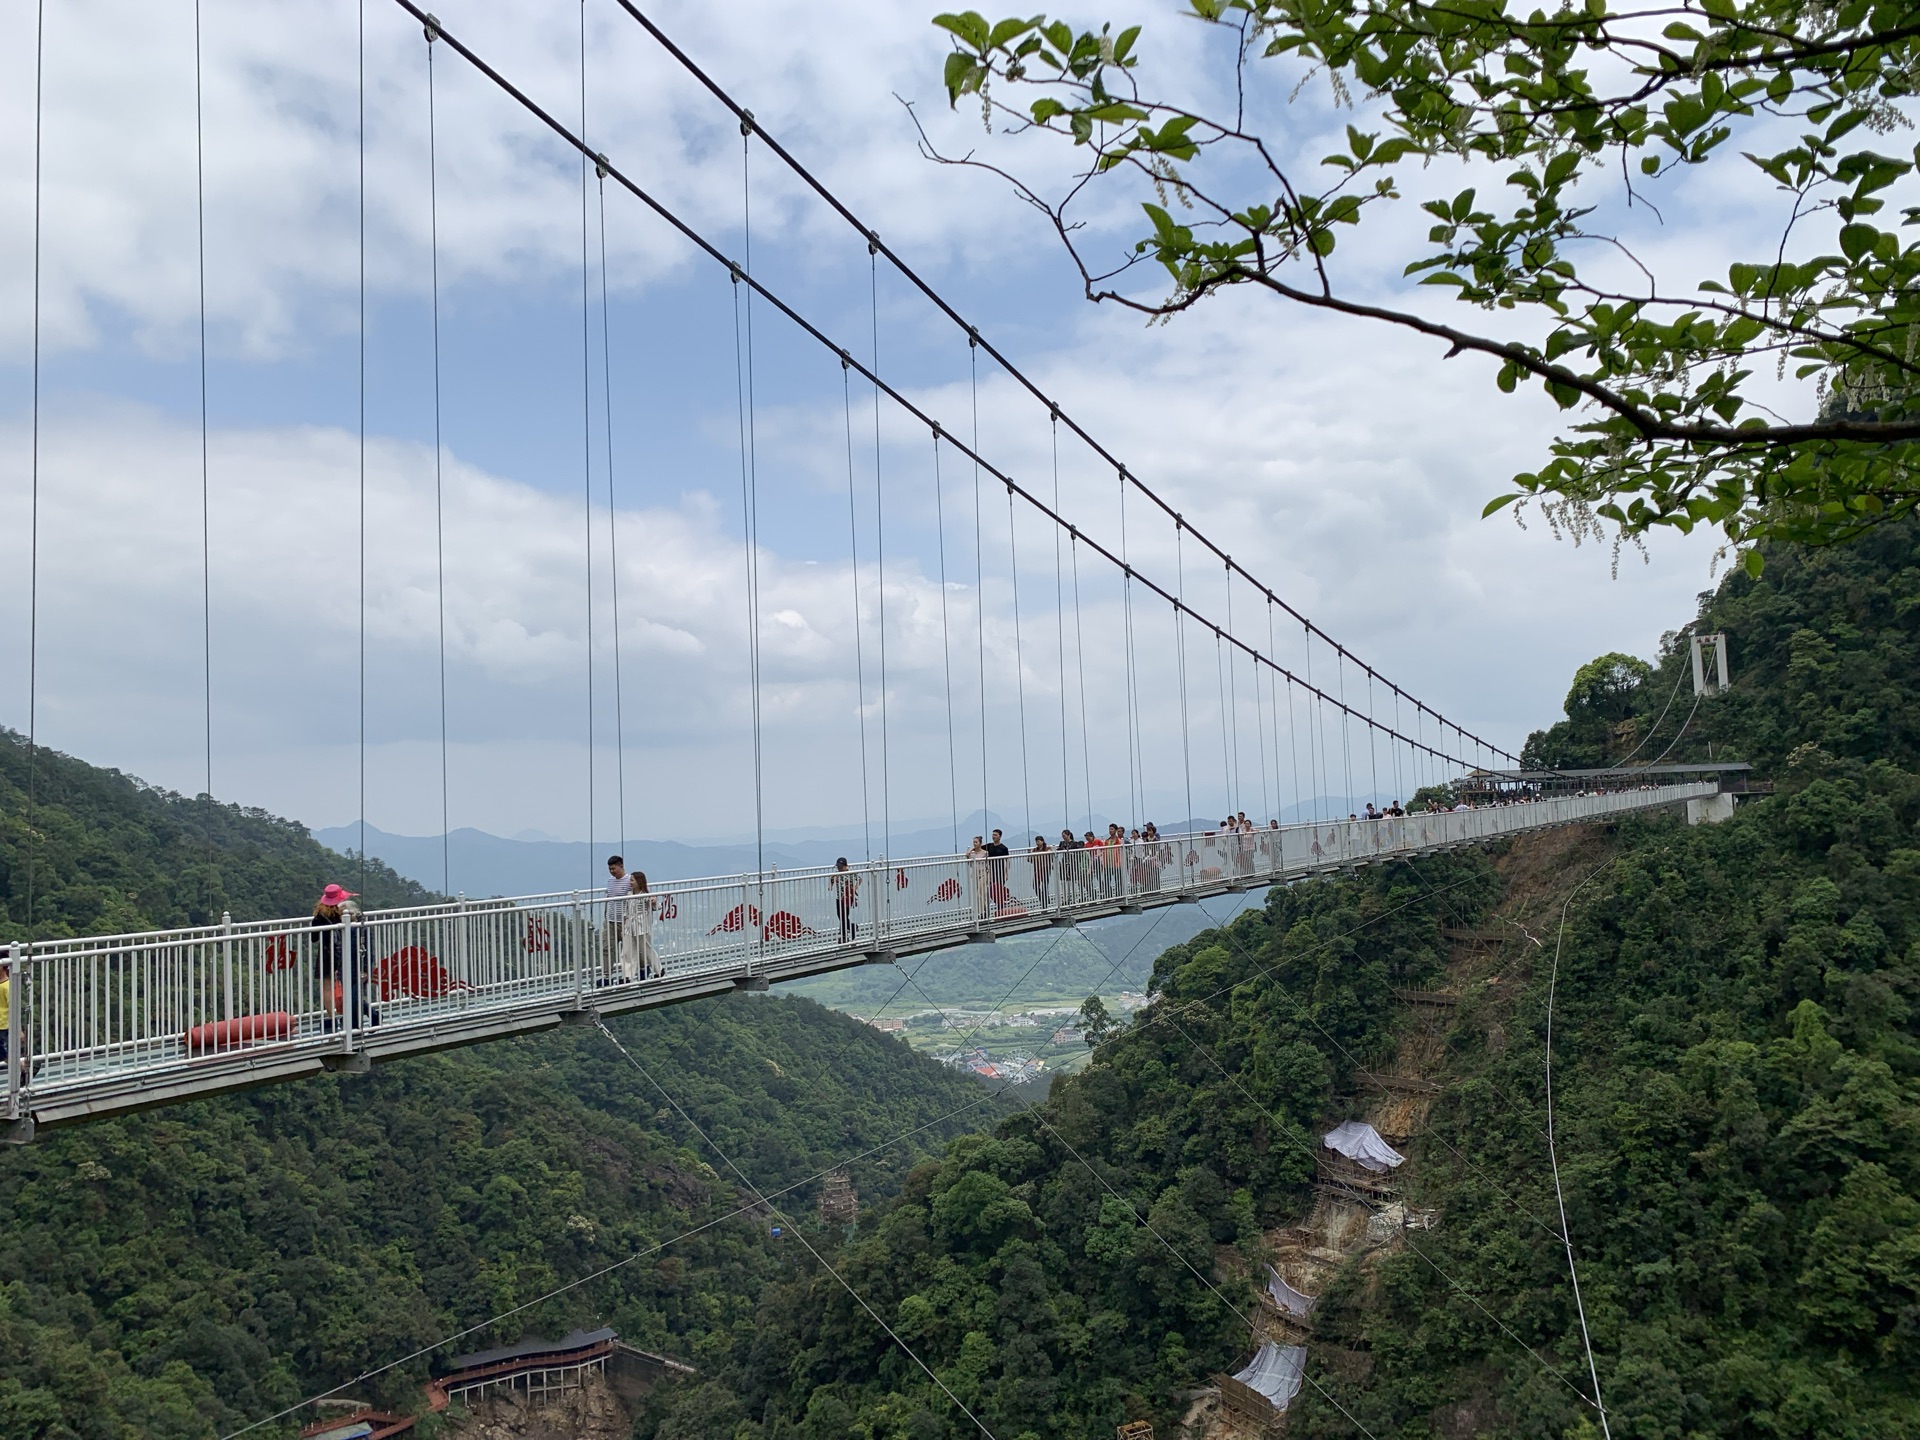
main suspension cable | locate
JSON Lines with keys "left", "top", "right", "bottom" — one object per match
{"left": 598, "top": 0, "right": 1514, "bottom": 765}
{"left": 384, "top": 1, "right": 1485, "bottom": 774}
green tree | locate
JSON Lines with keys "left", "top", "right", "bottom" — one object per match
{"left": 930, "top": 2, "right": 1920, "bottom": 554}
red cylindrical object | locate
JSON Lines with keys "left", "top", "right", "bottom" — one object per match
{"left": 184, "top": 1011, "right": 293, "bottom": 1054}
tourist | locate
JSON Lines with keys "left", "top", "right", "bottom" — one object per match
{"left": 1082, "top": 831, "right": 1104, "bottom": 901}
{"left": 0, "top": 959, "right": 10, "bottom": 1071}
{"left": 830, "top": 858, "right": 861, "bottom": 945}
{"left": 1028, "top": 837, "right": 1054, "bottom": 908}
{"left": 985, "top": 829, "right": 1011, "bottom": 898}
{"left": 1057, "top": 829, "right": 1081, "bottom": 901}
{"left": 605, "top": 855, "right": 631, "bottom": 983}
{"left": 966, "top": 836, "right": 989, "bottom": 918}
{"left": 622, "top": 870, "right": 660, "bottom": 980}
{"left": 312, "top": 883, "right": 355, "bottom": 1030}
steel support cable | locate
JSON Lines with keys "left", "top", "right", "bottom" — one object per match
{"left": 579, "top": 0, "right": 597, "bottom": 885}
{"left": 424, "top": 23, "right": 451, "bottom": 894}
{"left": 869, "top": 247, "right": 892, "bottom": 859}
{"left": 1118, "top": 472, "right": 1144, "bottom": 829}
{"left": 1301, "top": 627, "right": 1322, "bottom": 821}
{"left": 733, "top": 122, "right": 766, "bottom": 879}
{"left": 1367, "top": 673, "right": 1380, "bottom": 807}
{"left": 596, "top": 167, "right": 630, "bottom": 859}
{"left": 1051, "top": 417, "right": 1070, "bottom": 831}
{"left": 357, "top": 0, "right": 368, "bottom": 897}
{"left": 843, "top": 365, "right": 873, "bottom": 862}
{"left": 1069, "top": 533, "right": 1094, "bottom": 830}
{"left": 930, "top": 433, "right": 960, "bottom": 852}
{"left": 1275, "top": 605, "right": 1301, "bottom": 824}
{"left": 24, "top": 0, "right": 44, "bottom": 944}
{"left": 594, "top": 1022, "right": 1003, "bottom": 1440}
{"left": 1338, "top": 652, "right": 1355, "bottom": 811}
{"left": 1224, "top": 569, "right": 1242, "bottom": 815}
{"left": 1609, "top": 663, "right": 1690, "bottom": 770}
{"left": 1645, "top": 694, "right": 1704, "bottom": 767}
{"left": 596, "top": 0, "right": 1514, "bottom": 767}
{"left": 1174, "top": 528, "right": 1195, "bottom": 830}
{"left": 970, "top": 340, "right": 989, "bottom": 831}
{"left": 382, "top": 3, "right": 1480, "bottom": 773}
{"left": 1251, "top": 589, "right": 1271, "bottom": 823}
{"left": 215, "top": 1072, "right": 1007, "bottom": 1440}
{"left": 1214, "top": 629, "right": 1233, "bottom": 818}
{"left": 1006, "top": 486, "right": 1034, "bottom": 847}
{"left": 195, "top": 0, "right": 216, "bottom": 917}
{"left": 1545, "top": 862, "right": 1620, "bottom": 1438}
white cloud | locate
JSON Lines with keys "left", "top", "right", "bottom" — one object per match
{"left": 0, "top": 0, "right": 1745, "bottom": 853}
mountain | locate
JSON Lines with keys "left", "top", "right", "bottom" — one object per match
{"left": 0, "top": 740, "right": 1004, "bottom": 1436}
{"left": 628, "top": 522, "right": 1920, "bottom": 1439}
{"left": 0, "top": 733, "right": 433, "bottom": 937}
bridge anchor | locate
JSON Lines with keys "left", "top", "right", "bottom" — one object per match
{"left": 1, "top": 1118, "right": 33, "bottom": 1146}
{"left": 733, "top": 976, "right": 771, "bottom": 993}
{"left": 322, "top": 1051, "right": 371, "bottom": 1075}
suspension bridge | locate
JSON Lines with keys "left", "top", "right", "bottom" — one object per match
{"left": 4, "top": 775, "right": 1732, "bottom": 1138}
{"left": 7, "top": 0, "right": 1741, "bottom": 1153}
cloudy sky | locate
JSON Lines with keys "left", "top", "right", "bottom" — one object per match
{"left": 0, "top": 0, "right": 1764, "bottom": 854}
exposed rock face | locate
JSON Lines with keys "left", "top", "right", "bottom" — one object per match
{"left": 441, "top": 1373, "right": 631, "bottom": 1440}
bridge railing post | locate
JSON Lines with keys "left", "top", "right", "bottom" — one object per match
{"left": 5, "top": 942, "right": 20, "bottom": 1123}
{"left": 221, "top": 911, "right": 233, "bottom": 1028}
{"left": 340, "top": 913, "right": 356, "bottom": 1057}
{"left": 571, "top": 892, "right": 584, "bottom": 1010}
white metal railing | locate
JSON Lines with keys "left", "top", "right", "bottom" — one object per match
{"left": 1, "top": 783, "right": 1715, "bottom": 1128}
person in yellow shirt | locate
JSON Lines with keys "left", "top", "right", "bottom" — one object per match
{"left": 0, "top": 960, "right": 11, "bottom": 1067}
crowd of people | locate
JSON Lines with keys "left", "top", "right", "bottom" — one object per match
{"left": 296, "top": 782, "right": 1654, "bottom": 1006}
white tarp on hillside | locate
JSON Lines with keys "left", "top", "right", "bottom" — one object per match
{"left": 1323, "top": 1120, "right": 1405, "bottom": 1173}
{"left": 1233, "top": 1341, "right": 1307, "bottom": 1410}
{"left": 1267, "top": 1267, "right": 1317, "bottom": 1318}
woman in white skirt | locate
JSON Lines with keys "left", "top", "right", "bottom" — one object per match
{"left": 620, "top": 871, "right": 660, "bottom": 981}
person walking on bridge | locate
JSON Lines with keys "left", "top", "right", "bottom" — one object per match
{"left": 604, "top": 856, "right": 633, "bottom": 984}
{"left": 620, "top": 870, "right": 659, "bottom": 981}
{"left": 312, "top": 883, "right": 356, "bottom": 1032}
{"left": 1028, "top": 836, "right": 1054, "bottom": 908}
{"left": 831, "top": 858, "right": 861, "bottom": 944}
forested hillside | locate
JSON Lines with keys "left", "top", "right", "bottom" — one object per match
{"left": 636, "top": 523, "right": 1920, "bottom": 1439}
{"left": 0, "top": 743, "right": 997, "bottom": 1437}
{"left": 0, "top": 732, "right": 431, "bottom": 937}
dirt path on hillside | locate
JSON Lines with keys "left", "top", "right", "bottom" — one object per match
{"left": 1188, "top": 824, "right": 1615, "bottom": 1439}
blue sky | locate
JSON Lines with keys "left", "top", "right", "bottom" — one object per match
{"left": 0, "top": 0, "right": 1762, "bottom": 853}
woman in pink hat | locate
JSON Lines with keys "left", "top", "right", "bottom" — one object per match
{"left": 313, "top": 884, "right": 357, "bottom": 1029}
